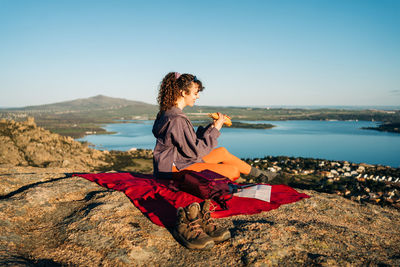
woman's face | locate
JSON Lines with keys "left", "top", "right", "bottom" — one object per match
{"left": 182, "top": 82, "right": 200, "bottom": 107}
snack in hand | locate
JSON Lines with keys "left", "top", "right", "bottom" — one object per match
{"left": 208, "top": 113, "right": 232, "bottom": 127}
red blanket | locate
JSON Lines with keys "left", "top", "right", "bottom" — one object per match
{"left": 74, "top": 172, "right": 309, "bottom": 227}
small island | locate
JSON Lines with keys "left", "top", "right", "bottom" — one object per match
{"left": 193, "top": 121, "right": 275, "bottom": 129}
{"left": 230, "top": 121, "right": 275, "bottom": 129}
{"left": 362, "top": 122, "right": 400, "bottom": 134}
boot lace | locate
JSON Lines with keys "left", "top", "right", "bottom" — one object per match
{"left": 202, "top": 208, "right": 217, "bottom": 231}
{"left": 188, "top": 218, "right": 203, "bottom": 238}
{"left": 208, "top": 201, "right": 217, "bottom": 212}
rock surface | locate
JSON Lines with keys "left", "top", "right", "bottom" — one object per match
{"left": 1, "top": 118, "right": 400, "bottom": 266}
{"left": 1, "top": 166, "right": 399, "bottom": 266}
{"left": 0, "top": 118, "right": 108, "bottom": 171}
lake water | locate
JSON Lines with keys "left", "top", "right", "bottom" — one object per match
{"left": 77, "top": 120, "right": 400, "bottom": 168}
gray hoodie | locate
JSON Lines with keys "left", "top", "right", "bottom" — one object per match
{"left": 152, "top": 107, "right": 220, "bottom": 178}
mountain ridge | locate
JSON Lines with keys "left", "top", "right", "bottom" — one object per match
{"left": 3, "top": 94, "right": 156, "bottom": 112}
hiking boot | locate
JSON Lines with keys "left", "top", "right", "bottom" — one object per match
{"left": 174, "top": 202, "right": 215, "bottom": 250}
{"left": 199, "top": 199, "right": 231, "bottom": 243}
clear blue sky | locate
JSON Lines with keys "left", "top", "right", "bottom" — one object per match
{"left": 1, "top": 0, "right": 399, "bottom": 107}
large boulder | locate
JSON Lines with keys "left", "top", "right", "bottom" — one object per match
{"left": 0, "top": 118, "right": 108, "bottom": 171}
{"left": 0, "top": 135, "right": 25, "bottom": 165}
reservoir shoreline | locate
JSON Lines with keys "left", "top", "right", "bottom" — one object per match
{"left": 78, "top": 120, "right": 400, "bottom": 168}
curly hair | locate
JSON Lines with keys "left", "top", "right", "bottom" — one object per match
{"left": 157, "top": 72, "right": 204, "bottom": 112}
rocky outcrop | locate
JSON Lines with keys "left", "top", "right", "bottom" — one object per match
{"left": 0, "top": 118, "right": 108, "bottom": 171}
{"left": 1, "top": 166, "right": 399, "bottom": 266}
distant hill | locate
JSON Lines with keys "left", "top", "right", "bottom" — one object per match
{"left": 2, "top": 95, "right": 400, "bottom": 122}
{"left": 0, "top": 95, "right": 159, "bottom": 137}
{"left": 1, "top": 95, "right": 399, "bottom": 138}
{"left": 5, "top": 95, "right": 157, "bottom": 113}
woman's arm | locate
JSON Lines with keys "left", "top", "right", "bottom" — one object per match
{"left": 170, "top": 116, "right": 220, "bottom": 159}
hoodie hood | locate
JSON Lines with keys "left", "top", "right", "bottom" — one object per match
{"left": 152, "top": 107, "right": 185, "bottom": 138}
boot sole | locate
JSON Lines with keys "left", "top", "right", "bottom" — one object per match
{"left": 173, "top": 229, "right": 215, "bottom": 250}
{"left": 211, "top": 231, "right": 231, "bottom": 243}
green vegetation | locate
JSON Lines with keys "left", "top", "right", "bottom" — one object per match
{"left": 185, "top": 106, "right": 400, "bottom": 122}
{"left": 192, "top": 121, "right": 275, "bottom": 129}
{"left": 362, "top": 122, "right": 400, "bottom": 134}
{"left": 1, "top": 95, "right": 399, "bottom": 138}
{"left": 97, "top": 149, "right": 154, "bottom": 173}
{"left": 230, "top": 121, "right": 275, "bottom": 129}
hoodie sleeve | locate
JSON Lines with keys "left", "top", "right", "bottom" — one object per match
{"left": 169, "top": 117, "right": 220, "bottom": 159}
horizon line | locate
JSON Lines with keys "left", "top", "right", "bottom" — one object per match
{"left": 1, "top": 95, "right": 400, "bottom": 110}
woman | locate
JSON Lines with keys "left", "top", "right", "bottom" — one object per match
{"left": 152, "top": 72, "right": 276, "bottom": 181}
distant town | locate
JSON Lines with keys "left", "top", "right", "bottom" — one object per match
{"left": 244, "top": 155, "right": 400, "bottom": 209}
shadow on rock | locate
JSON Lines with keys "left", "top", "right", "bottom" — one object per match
{"left": 0, "top": 176, "right": 71, "bottom": 200}
{"left": 0, "top": 254, "right": 63, "bottom": 267}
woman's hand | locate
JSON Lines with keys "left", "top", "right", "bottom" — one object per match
{"left": 212, "top": 112, "right": 226, "bottom": 131}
